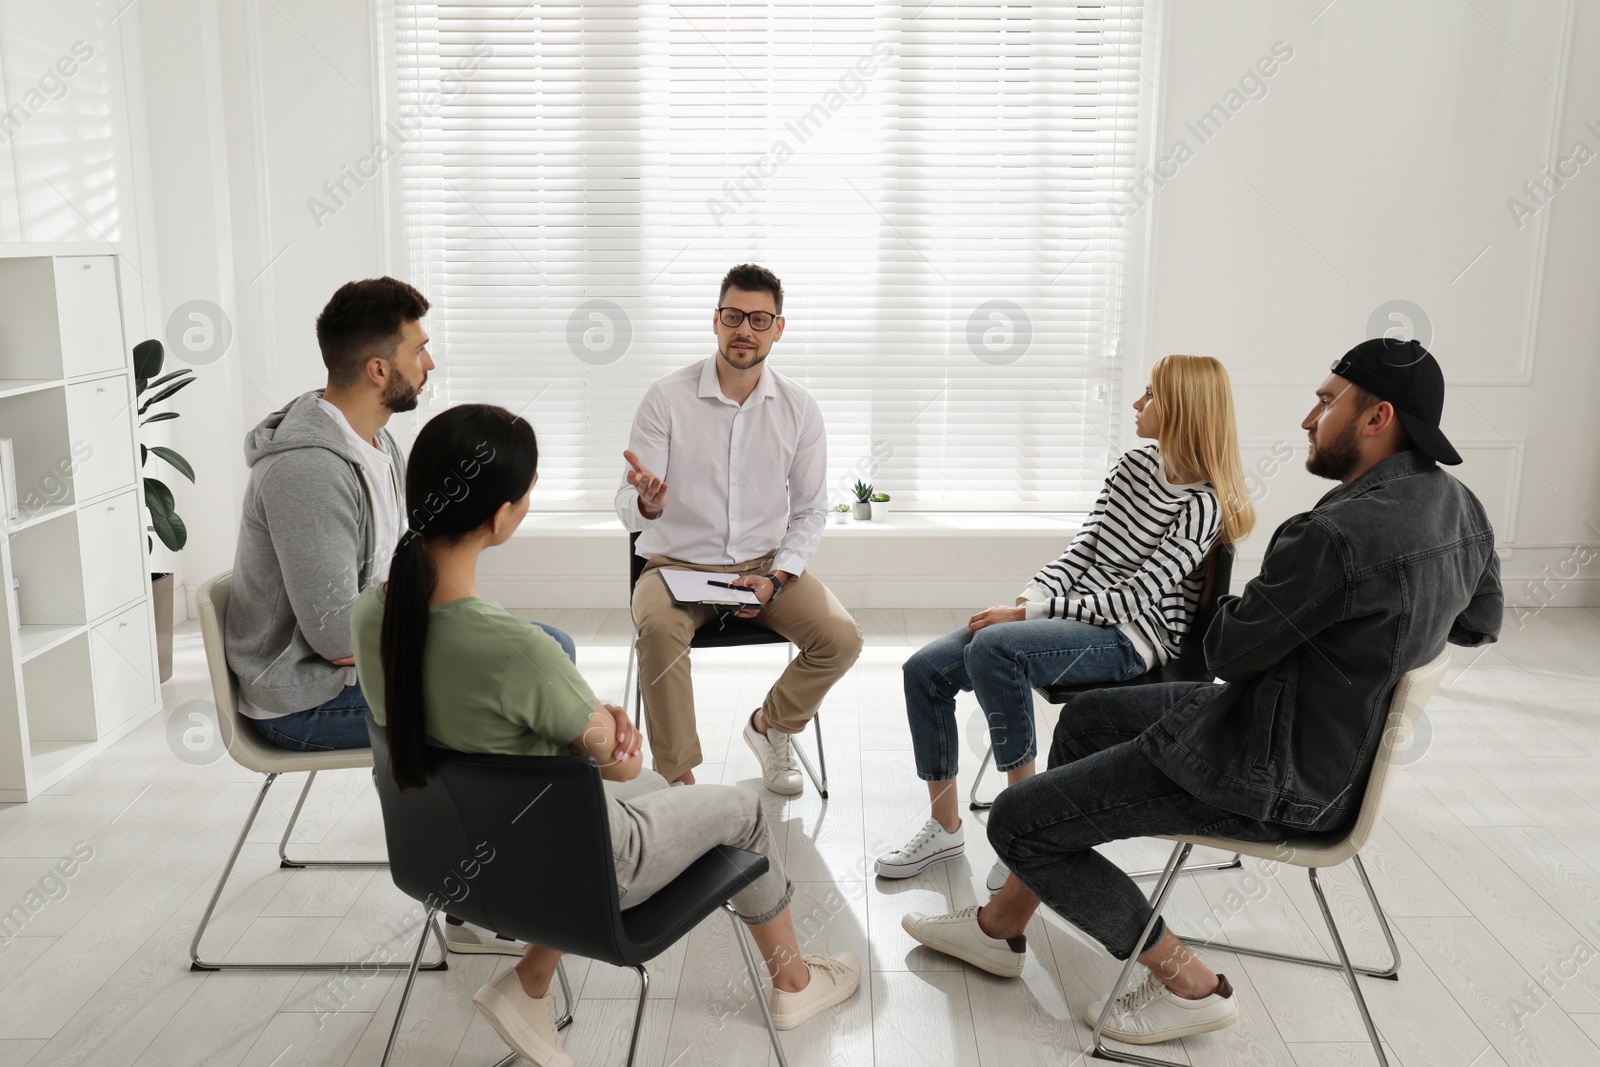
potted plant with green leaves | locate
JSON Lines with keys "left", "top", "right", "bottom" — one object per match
{"left": 870, "top": 491, "right": 891, "bottom": 521}
{"left": 852, "top": 480, "right": 873, "bottom": 521}
{"left": 134, "top": 338, "right": 197, "bottom": 681}
{"left": 830, "top": 502, "right": 850, "bottom": 524}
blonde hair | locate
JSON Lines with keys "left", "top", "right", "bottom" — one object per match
{"left": 1149, "top": 354, "right": 1255, "bottom": 546}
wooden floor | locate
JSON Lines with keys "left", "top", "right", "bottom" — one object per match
{"left": 3, "top": 604, "right": 1599, "bottom": 1067}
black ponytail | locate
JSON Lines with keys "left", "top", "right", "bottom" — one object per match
{"left": 380, "top": 404, "right": 539, "bottom": 790}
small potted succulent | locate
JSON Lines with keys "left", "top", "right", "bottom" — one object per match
{"left": 852, "top": 480, "right": 873, "bottom": 521}
{"left": 830, "top": 502, "right": 850, "bottom": 523}
{"left": 870, "top": 491, "right": 891, "bottom": 521}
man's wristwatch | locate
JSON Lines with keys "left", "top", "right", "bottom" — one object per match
{"left": 765, "top": 572, "right": 789, "bottom": 601}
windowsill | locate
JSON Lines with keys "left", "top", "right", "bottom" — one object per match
{"left": 511, "top": 511, "right": 1086, "bottom": 537}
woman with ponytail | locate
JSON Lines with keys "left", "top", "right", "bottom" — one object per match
{"left": 876, "top": 355, "right": 1256, "bottom": 896}
{"left": 350, "top": 404, "right": 859, "bottom": 1067}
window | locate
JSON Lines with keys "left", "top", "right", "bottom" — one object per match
{"left": 393, "top": 1, "right": 1143, "bottom": 510}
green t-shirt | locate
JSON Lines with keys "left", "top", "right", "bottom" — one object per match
{"left": 351, "top": 585, "right": 594, "bottom": 757}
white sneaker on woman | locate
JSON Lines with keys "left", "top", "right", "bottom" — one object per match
{"left": 1086, "top": 972, "right": 1238, "bottom": 1043}
{"left": 875, "top": 819, "right": 964, "bottom": 879}
{"left": 471, "top": 967, "right": 571, "bottom": 1067}
{"left": 768, "top": 952, "right": 862, "bottom": 1029}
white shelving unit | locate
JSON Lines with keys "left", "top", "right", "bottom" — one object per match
{"left": 0, "top": 248, "right": 162, "bottom": 801}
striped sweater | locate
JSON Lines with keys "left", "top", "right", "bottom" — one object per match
{"left": 1020, "top": 445, "right": 1221, "bottom": 669}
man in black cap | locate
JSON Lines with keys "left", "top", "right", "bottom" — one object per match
{"left": 900, "top": 338, "right": 1503, "bottom": 1046}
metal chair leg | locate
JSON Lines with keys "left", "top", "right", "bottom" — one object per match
{"left": 554, "top": 959, "right": 576, "bottom": 1031}
{"left": 1129, "top": 851, "right": 1242, "bottom": 880}
{"left": 1090, "top": 842, "right": 1192, "bottom": 1065}
{"left": 1173, "top": 853, "right": 1400, "bottom": 979}
{"left": 793, "top": 712, "right": 829, "bottom": 800}
{"left": 725, "top": 904, "right": 790, "bottom": 1067}
{"left": 625, "top": 964, "right": 650, "bottom": 1067}
{"left": 381, "top": 905, "right": 442, "bottom": 1067}
{"left": 1311, "top": 866, "right": 1391, "bottom": 1066}
{"left": 969, "top": 743, "right": 996, "bottom": 811}
{"left": 278, "top": 770, "right": 387, "bottom": 868}
{"left": 191, "top": 773, "right": 447, "bottom": 972}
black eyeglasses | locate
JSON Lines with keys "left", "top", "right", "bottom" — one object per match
{"left": 716, "top": 307, "right": 777, "bottom": 331}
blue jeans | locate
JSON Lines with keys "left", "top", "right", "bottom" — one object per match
{"left": 988, "top": 682, "right": 1293, "bottom": 960}
{"left": 902, "top": 620, "right": 1145, "bottom": 780}
{"left": 254, "top": 621, "right": 578, "bottom": 752}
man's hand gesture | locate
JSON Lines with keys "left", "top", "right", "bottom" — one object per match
{"left": 624, "top": 449, "right": 668, "bottom": 519}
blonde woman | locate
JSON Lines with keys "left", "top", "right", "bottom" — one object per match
{"left": 876, "top": 355, "right": 1254, "bottom": 891}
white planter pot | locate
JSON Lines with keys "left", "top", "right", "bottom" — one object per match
{"left": 870, "top": 501, "right": 890, "bottom": 520}
{"left": 829, "top": 510, "right": 849, "bottom": 523}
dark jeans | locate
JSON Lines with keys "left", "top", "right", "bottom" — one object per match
{"left": 254, "top": 621, "right": 578, "bottom": 752}
{"left": 986, "top": 681, "right": 1295, "bottom": 960}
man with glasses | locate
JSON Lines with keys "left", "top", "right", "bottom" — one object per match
{"left": 617, "top": 263, "right": 862, "bottom": 792}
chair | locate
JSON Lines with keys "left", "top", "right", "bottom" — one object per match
{"left": 366, "top": 714, "right": 791, "bottom": 1067}
{"left": 621, "top": 531, "right": 829, "bottom": 798}
{"left": 1089, "top": 650, "right": 1451, "bottom": 1067}
{"left": 968, "top": 543, "right": 1236, "bottom": 812}
{"left": 190, "top": 572, "right": 446, "bottom": 973}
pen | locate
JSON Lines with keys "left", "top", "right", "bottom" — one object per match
{"left": 706, "top": 579, "right": 742, "bottom": 589}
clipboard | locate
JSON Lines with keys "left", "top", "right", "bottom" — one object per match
{"left": 656, "top": 568, "right": 764, "bottom": 610}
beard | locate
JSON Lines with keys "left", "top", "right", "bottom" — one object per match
{"left": 718, "top": 340, "right": 767, "bottom": 371}
{"left": 1305, "top": 418, "right": 1361, "bottom": 480}
{"left": 382, "top": 372, "right": 424, "bottom": 413}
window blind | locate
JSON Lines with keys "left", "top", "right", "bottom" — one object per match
{"left": 393, "top": 1, "right": 1142, "bottom": 510}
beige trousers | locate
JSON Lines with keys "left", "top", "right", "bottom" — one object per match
{"left": 631, "top": 553, "right": 864, "bottom": 782}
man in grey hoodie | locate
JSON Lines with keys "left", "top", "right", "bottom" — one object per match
{"left": 226, "top": 277, "right": 576, "bottom": 754}
{"left": 227, "top": 277, "right": 573, "bottom": 958}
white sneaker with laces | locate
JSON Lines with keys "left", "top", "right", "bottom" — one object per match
{"left": 1086, "top": 972, "right": 1238, "bottom": 1044}
{"left": 901, "top": 905, "right": 1025, "bottom": 978}
{"left": 985, "top": 860, "right": 1009, "bottom": 894}
{"left": 471, "top": 967, "right": 572, "bottom": 1067}
{"left": 768, "top": 952, "right": 862, "bottom": 1030}
{"left": 743, "top": 714, "right": 803, "bottom": 795}
{"left": 875, "top": 819, "right": 965, "bottom": 879}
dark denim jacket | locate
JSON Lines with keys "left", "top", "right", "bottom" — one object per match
{"left": 1137, "top": 449, "right": 1503, "bottom": 832}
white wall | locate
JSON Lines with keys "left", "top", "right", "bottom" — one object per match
{"left": 11, "top": 0, "right": 1591, "bottom": 614}
{"left": 0, "top": 0, "right": 174, "bottom": 572}
{"left": 1142, "top": 0, "right": 1600, "bottom": 609}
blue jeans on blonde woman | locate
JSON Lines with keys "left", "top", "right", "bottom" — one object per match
{"left": 876, "top": 619, "right": 1147, "bottom": 885}
{"left": 903, "top": 619, "right": 1146, "bottom": 784}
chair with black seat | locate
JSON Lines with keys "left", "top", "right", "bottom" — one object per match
{"left": 366, "top": 713, "right": 791, "bottom": 1067}
{"left": 621, "top": 530, "right": 829, "bottom": 798}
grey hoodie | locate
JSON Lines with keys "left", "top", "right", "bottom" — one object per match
{"left": 225, "top": 390, "right": 405, "bottom": 716}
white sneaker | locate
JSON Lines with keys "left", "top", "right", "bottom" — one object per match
{"left": 1086, "top": 972, "right": 1238, "bottom": 1044}
{"left": 901, "top": 905, "right": 1025, "bottom": 978}
{"left": 471, "top": 967, "right": 572, "bottom": 1067}
{"left": 743, "top": 714, "right": 803, "bottom": 795}
{"left": 985, "top": 860, "right": 1009, "bottom": 894}
{"left": 768, "top": 952, "right": 862, "bottom": 1030}
{"left": 445, "top": 920, "right": 527, "bottom": 957}
{"left": 875, "top": 819, "right": 964, "bottom": 879}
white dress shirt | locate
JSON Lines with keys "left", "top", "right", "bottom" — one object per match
{"left": 615, "top": 357, "right": 827, "bottom": 577}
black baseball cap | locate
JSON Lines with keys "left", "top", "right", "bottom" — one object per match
{"left": 1329, "top": 338, "right": 1461, "bottom": 466}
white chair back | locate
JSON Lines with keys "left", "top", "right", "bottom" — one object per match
{"left": 196, "top": 571, "right": 371, "bottom": 775}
